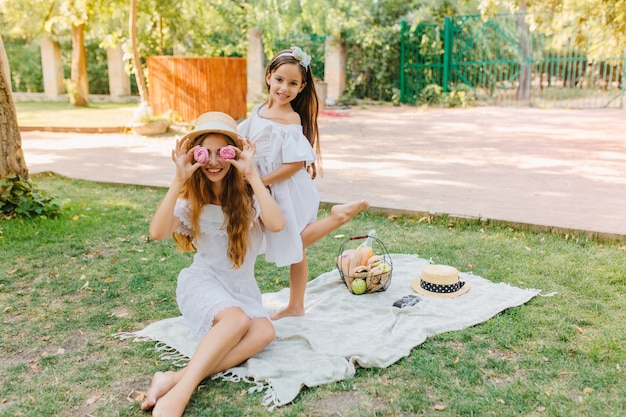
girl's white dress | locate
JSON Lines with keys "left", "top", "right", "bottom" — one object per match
{"left": 238, "top": 104, "right": 320, "bottom": 267}
{"left": 173, "top": 198, "right": 269, "bottom": 340}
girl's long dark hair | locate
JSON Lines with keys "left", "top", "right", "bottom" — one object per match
{"left": 266, "top": 48, "right": 321, "bottom": 179}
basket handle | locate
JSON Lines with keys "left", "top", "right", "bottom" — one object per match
{"left": 349, "top": 234, "right": 369, "bottom": 240}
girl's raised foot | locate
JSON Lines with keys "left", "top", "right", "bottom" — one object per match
{"left": 330, "top": 200, "right": 369, "bottom": 223}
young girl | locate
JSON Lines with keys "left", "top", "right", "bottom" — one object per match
{"left": 141, "top": 112, "right": 285, "bottom": 417}
{"left": 238, "top": 46, "right": 369, "bottom": 320}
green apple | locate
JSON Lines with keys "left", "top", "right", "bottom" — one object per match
{"left": 351, "top": 278, "right": 367, "bottom": 295}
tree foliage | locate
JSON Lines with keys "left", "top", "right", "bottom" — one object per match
{"left": 480, "top": 0, "right": 626, "bottom": 57}
{"left": 1, "top": 0, "right": 625, "bottom": 102}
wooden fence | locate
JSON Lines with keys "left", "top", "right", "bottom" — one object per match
{"left": 147, "top": 56, "right": 247, "bottom": 122}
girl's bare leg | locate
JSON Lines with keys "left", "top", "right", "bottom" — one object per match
{"left": 141, "top": 309, "right": 274, "bottom": 415}
{"left": 270, "top": 253, "right": 308, "bottom": 320}
{"left": 270, "top": 200, "right": 368, "bottom": 321}
{"left": 301, "top": 200, "right": 369, "bottom": 248}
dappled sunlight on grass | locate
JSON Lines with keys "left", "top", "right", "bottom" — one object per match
{"left": 1, "top": 175, "right": 624, "bottom": 416}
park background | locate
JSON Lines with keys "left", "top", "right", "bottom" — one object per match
{"left": 2, "top": 0, "right": 625, "bottom": 121}
{"left": 1, "top": 1, "right": 626, "bottom": 417}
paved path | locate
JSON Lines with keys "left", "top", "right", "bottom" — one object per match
{"left": 20, "top": 106, "right": 626, "bottom": 240}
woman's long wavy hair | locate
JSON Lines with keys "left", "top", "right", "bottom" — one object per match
{"left": 172, "top": 133, "right": 256, "bottom": 268}
{"left": 265, "top": 48, "right": 322, "bottom": 179}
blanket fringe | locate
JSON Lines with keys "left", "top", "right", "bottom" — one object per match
{"left": 111, "top": 332, "right": 189, "bottom": 367}
{"left": 261, "top": 386, "right": 280, "bottom": 412}
{"left": 112, "top": 331, "right": 139, "bottom": 341}
{"left": 153, "top": 342, "right": 190, "bottom": 367}
{"left": 213, "top": 371, "right": 281, "bottom": 411}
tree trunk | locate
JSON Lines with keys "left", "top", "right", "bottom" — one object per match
{"left": 70, "top": 22, "right": 90, "bottom": 107}
{"left": 130, "top": 0, "right": 149, "bottom": 103}
{"left": 0, "top": 36, "right": 29, "bottom": 179}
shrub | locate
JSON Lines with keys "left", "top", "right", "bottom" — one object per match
{"left": 444, "top": 83, "right": 476, "bottom": 108}
{"left": 419, "top": 84, "right": 443, "bottom": 105}
{"left": 0, "top": 175, "right": 62, "bottom": 219}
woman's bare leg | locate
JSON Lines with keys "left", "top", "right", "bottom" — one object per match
{"left": 141, "top": 309, "right": 274, "bottom": 415}
{"left": 140, "top": 318, "right": 274, "bottom": 411}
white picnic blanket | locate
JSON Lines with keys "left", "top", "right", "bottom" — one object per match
{"left": 117, "top": 254, "right": 540, "bottom": 409}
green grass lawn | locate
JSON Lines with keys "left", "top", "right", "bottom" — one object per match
{"left": 15, "top": 101, "right": 139, "bottom": 128}
{"left": 1, "top": 174, "right": 625, "bottom": 417}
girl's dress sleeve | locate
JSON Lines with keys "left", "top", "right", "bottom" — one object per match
{"left": 238, "top": 103, "right": 260, "bottom": 138}
{"left": 173, "top": 198, "right": 192, "bottom": 237}
{"left": 238, "top": 117, "right": 251, "bottom": 138}
{"left": 281, "top": 127, "right": 317, "bottom": 167}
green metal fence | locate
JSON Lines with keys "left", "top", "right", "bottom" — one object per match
{"left": 400, "top": 13, "right": 626, "bottom": 108}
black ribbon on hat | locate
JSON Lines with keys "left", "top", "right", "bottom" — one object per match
{"left": 420, "top": 279, "right": 466, "bottom": 294}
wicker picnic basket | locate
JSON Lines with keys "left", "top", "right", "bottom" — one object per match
{"left": 335, "top": 232, "right": 393, "bottom": 294}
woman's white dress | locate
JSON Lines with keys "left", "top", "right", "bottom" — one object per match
{"left": 173, "top": 198, "right": 268, "bottom": 340}
{"left": 238, "top": 104, "right": 320, "bottom": 267}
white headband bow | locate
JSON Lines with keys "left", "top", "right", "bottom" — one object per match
{"left": 277, "top": 46, "right": 312, "bottom": 70}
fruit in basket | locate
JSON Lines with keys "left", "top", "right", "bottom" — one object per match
{"left": 337, "top": 231, "right": 392, "bottom": 294}
{"left": 351, "top": 279, "right": 367, "bottom": 295}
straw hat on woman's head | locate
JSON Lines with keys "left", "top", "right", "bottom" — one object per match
{"left": 181, "top": 112, "right": 240, "bottom": 146}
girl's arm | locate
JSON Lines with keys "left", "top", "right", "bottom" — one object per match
{"left": 248, "top": 172, "right": 285, "bottom": 232}
{"left": 149, "top": 138, "right": 202, "bottom": 240}
{"left": 261, "top": 162, "right": 303, "bottom": 187}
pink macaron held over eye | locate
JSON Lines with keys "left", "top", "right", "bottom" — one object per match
{"left": 219, "top": 145, "right": 237, "bottom": 160}
{"left": 193, "top": 147, "right": 209, "bottom": 164}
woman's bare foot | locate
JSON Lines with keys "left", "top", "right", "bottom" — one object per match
{"left": 151, "top": 388, "right": 189, "bottom": 417}
{"left": 270, "top": 305, "right": 305, "bottom": 320}
{"left": 140, "top": 371, "right": 178, "bottom": 411}
{"left": 330, "top": 200, "right": 369, "bottom": 223}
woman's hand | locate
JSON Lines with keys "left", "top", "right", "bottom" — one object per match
{"left": 171, "top": 138, "right": 203, "bottom": 183}
{"left": 228, "top": 137, "right": 257, "bottom": 180}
